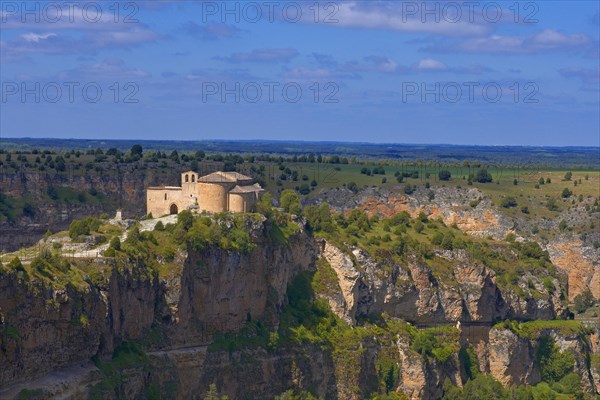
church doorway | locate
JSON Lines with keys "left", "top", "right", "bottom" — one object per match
{"left": 169, "top": 204, "right": 178, "bottom": 214}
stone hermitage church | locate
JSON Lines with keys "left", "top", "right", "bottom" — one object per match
{"left": 146, "top": 171, "right": 264, "bottom": 216}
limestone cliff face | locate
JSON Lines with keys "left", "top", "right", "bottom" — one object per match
{"left": 0, "top": 222, "right": 596, "bottom": 399}
{"left": 319, "top": 242, "right": 565, "bottom": 325}
{"left": 0, "top": 221, "right": 318, "bottom": 392}
{"left": 312, "top": 186, "right": 599, "bottom": 301}
{"left": 487, "top": 328, "right": 539, "bottom": 386}
{"left": 310, "top": 186, "right": 514, "bottom": 240}
{"left": 396, "top": 338, "right": 461, "bottom": 400}
{"left": 0, "top": 262, "right": 160, "bottom": 387}
{"left": 168, "top": 226, "right": 319, "bottom": 346}
{"left": 0, "top": 273, "right": 109, "bottom": 385}
{"left": 483, "top": 327, "right": 598, "bottom": 394}
{"left": 546, "top": 235, "right": 600, "bottom": 301}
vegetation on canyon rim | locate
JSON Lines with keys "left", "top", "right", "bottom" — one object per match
{"left": 1, "top": 184, "right": 595, "bottom": 399}
{"left": 0, "top": 142, "right": 598, "bottom": 399}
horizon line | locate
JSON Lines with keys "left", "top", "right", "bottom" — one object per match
{"left": 2, "top": 137, "right": 599, "bottom": 150}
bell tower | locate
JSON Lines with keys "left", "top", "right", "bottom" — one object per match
{"left": 181, "top": 171, "right": 198, "bottom": 196}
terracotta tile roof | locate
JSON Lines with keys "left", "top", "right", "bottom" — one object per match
{"left": 198, "top": 171, "right": 252, "bottom": 183}
{"left": 148, "top": 186, "right": 182, "bottom": 190}
{"left": 229, "top": 183, "right": 264, "bottom": 194}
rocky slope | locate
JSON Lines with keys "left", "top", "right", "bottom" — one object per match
{"left": 319, "top": 241, "right": 566, "bottom": 326}
{"left": 309, "top": 186, "right": 600, "bottom": 302}
{"left": 0, "top": 216, "right": 597, "bottom": 399}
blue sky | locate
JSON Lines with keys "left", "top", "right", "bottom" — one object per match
{"left": 0, "top": 1, "right": 598, "bottom": 146}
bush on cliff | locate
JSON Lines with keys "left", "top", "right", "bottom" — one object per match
{"left": 573, "top": 289, "right": 594, "bottom": 314}
{"left": 280, "top": 189, "right": 302, "bottom": 215}
{"left": 68, "top": 216, "right": 101, "bottom": 240}
{"left": 410, "top": 326, "right": 460, "bottom": 363}
{"left": 535, "top": 336, "right": 575, "bottom": 383}
{"left": 184, "top": 215, "right": 254, "bottom": 254}
{"left": 275, "top": 389, "right": 318, "bottom": 400}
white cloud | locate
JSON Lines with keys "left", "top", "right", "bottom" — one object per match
{"left": 20, "top": 33, "right": 57, "bottom": 43}
{"left": 452, "top": 29, "right": 594, "bottom": 54}
{"left": 215, "top": 48, "right": 299, "bottom": 63}
{"left": 329, "top": 1, "right": 489, "bottom": 36}
{"left": 416, "top": 58, "right": 447, "bottom": 71}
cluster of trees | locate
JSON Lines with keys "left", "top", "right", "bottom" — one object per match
{"left": 438, "top": 170, "right": 451, "bottom": 181}
{"left": 360, "top": 166, "right": 386, "bottom": 176}
{"left": 68, "top": 216, "right": 102, "bottom": 240}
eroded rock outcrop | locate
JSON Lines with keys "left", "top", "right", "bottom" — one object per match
{"left": 483, "top": 327, "right": 598, "bottom": 394}
{"left": 319, "top": 242, "right": 565, "bottom": 326}
{"left": 547, "top": 235, "right": 600, "bottom": 300}
{"left": 487, "top": 328, "right": 539, "bottom": 386}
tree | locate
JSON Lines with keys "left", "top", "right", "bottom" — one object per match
{"left": 195, "top": 150, "right": 205, "bottom": 160}
{"left": 130, "top": 144, "right": 143, "bottom": 155}
{"left": 438, "top": 170, "right": 451, "bottom": 181}
{"left": 7, "top": 257, "right": 23, "bottom": 270}
{"left": 414, "top": 220, "right": 424, "bottom": 233}
{"left": 204, "top": 383, "right": 229, "bottom": 400}
{"left": 109, "top": 236, "right": 121, "bottom": 251}
{"left": 280, "top": 190, "right": 302, "bottom": 215}
{"left": 275, "top": 390, "right": 317, "bottom": 400}
{"left": 500, "top": 197, "right": 517, "bottom": 208}
{"left": 177, "top": 210, "right": 193, "bottom": 230}
{"left": 561, "top": 188, "right": 572, "bottom": 198}
{"left": 475, "top": 169, "right": 493, "bottom": 183}
{"left": 536, "top": 335, "right": 575, "bottom": 383}
{"left": 573, "top": 289, "right": 594, "bottom": 314}
{"left": 298, "top": 184, "right": 310, "bottom": 195}
{"left": 256, "top": 192, "right": 273, "bottom": 218}
{"left": 303, "top": 203, "right": 334, "bottom": 233}
{"left": 442, "top": 374, "right": 510, "bottom": 400}
{"left": 564, "top": 171, "right": 572, "bottom": 181}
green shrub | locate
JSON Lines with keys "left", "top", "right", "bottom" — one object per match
{"left": 475, "top": 169, "right": 493, "bottom": 183}
{"left": 280, "top": 190, "right": 302, "bottom": 215}
{"left": 573, "top": 289, "right": 594, "bottom": 314}
{"left": 438, "top": 170, "right": 451, "bottom": 181}
{"left": 68, "top": 217, "right": 101, "bottom": 239}
{"left": 561, "top": 188, "right": 572, "bottom": 198}
{"left": 413, "top": 220, "right": 424, "bottom": 233}
{"left": 110, "top": 235, "right": 121, "bottom": 249}
{"left": 411, "top": 326, "right": 459, "bottom": 363}
{"left": 500, "top": 197, "right": 517, "bottom": 208}
{"left": 536, "top": 336, "right": 575, "bottom": 383}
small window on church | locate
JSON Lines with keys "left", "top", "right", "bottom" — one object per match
{"left": 164, "top": 193, "right": 167, "bottom": 200}
{"left": 185, "top": 174, "right": 189, "bottom": 182}
{"left": 192, "top": 175, "right": 195, "bottom": 182}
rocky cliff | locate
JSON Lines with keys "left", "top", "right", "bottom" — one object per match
{"left": 0, "top": 217, "right": 597, "bottom": 399}
{"left": 319, "top": 241, "right": 566, "bottom": 326}
{"left": 0, "top": 169, "right": 181, "bottom": 251}
{"left": 310, "top": 186, "right": 599, "bottom": 303}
